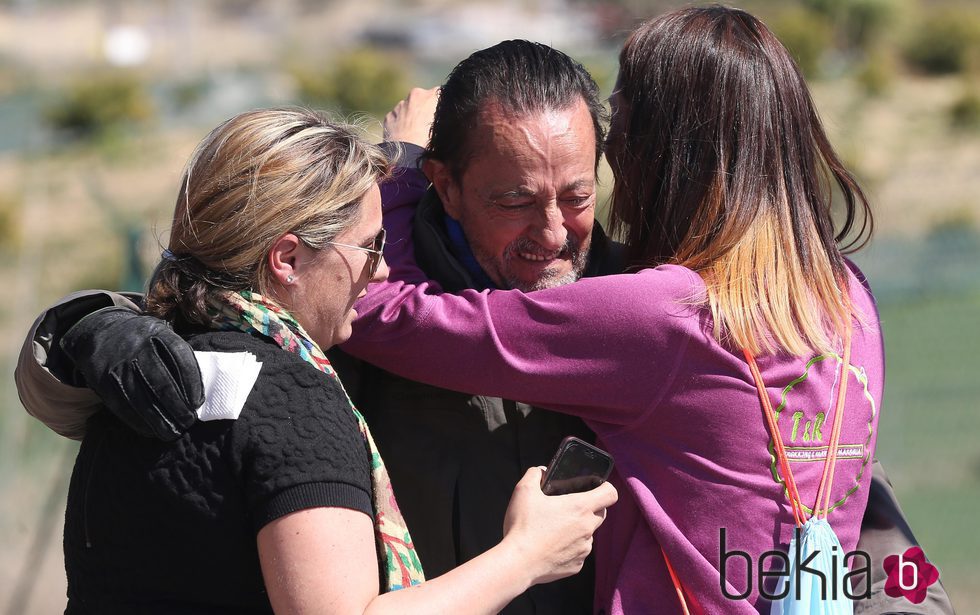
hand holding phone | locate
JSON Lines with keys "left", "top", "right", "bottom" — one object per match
{"left": 501, "top": 465, "right": 619, "bottom": 586}
{"left": 540, "top": 436, "right": 615, "bottom": 496}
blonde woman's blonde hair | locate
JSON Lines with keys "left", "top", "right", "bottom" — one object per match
{"left": 146, "top": 107, "right": 389, "bottom": 325}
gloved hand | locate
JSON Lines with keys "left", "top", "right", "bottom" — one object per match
{"left": 60, "top": 307, "right": 204, "bottom": 441}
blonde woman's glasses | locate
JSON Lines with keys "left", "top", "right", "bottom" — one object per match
{"left": 326, "top": 228, "right": 386, "bottom": 277}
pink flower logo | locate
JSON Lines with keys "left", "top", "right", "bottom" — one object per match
{"left": 883, "top": 546, "right": 940, "bottom": 604}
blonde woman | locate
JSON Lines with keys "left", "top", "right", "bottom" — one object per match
{"left": 343, "top": 7, "right": 884, "bottom": 614}
{"left": 46, "top": 108, "right": 615, "bottom": 614}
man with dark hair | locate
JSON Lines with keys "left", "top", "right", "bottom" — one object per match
{"left": 418, "top": 39, "right": 610, "bottom": 293}
{"left": 346, "top": 40, "right": 620, "bottom": 613}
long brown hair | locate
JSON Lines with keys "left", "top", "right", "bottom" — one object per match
{"left": 608, "top": 6, "right": 873, "bottom": 355}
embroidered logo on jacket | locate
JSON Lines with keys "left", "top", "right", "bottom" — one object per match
{"left": 767, "top": 354, "right": 877, "bottom": 514}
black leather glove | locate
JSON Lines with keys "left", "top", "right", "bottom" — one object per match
{"left": 60, "top": 307, "right": 205, "bottom": 441}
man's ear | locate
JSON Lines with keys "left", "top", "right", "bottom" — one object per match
{"left": 424, "top": 159, "right": 463, "bottom": 220}
{"left": 267, "top": 233, "right": 304, "bottom": 286}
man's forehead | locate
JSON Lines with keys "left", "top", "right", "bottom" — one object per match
{"left": 472, "top": 98, "right": 589, "bottom": 137}
{"left": 458, "top": 98, "right": 597, "bottom": 176}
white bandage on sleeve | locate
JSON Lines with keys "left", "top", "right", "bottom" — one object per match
{"left": 193, "top": 351, "right": 262, "bottom": 422}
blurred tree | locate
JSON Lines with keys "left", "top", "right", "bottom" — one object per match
{"left": 856, "top": 48, "right": 898, "bottom": 96}
{"left": 293, "top": 48, "right": 410, "bottom": 118}
{"left": 950, "top": 87, "right": 980, "bottom": 130}
{"left": 43, "top": 72, "right": 154, "bottom": 140}
{"left": 802, "top": 0, "right": 850, "bottom": 20}
{"left": 801, "top": 0, "right": 903, "bottom": 51}
{"left": 772, "top": 7, "right": 835, "bottom": 77}
{"left": 0, "top": 192, "right": 20, "bottom": 251}
{"left": 904, "top": 8, "right": 980, "bottom": 75}
{"left": 83, "top": 173, "right": 149, "bottom": 292}
{"left": 582, "top": 56, "right": 616, "bottom": 98}
{"left": 215, "top": 0, "right": 263, "bottom": 18}
{"left": 170, "top": 79, "right": 210, "bottom": 113}
{"left": 927, "top": 207, "right": 979, "bottom": 248}
{"left": 572, "top": 0, "right": 680, "bottom": 34}
{"left": 841, "top": 0, "right": 902, "bottom": 51}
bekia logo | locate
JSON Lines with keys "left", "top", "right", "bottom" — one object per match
{"left": 883, "top": 546, "right": 940, "bottom": 604}
{"left": 720, "top": 530, "right": 941, "bottom": 604}
{"left": 719, "top": 528, "right": 871, "bottom": 601}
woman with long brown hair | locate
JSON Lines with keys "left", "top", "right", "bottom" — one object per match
{"left": 344, "top": 6, "right": 882, "bottom": 612}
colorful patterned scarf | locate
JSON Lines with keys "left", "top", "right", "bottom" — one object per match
{"left": 208, "top": 290, "right": 425, "bottom": 591}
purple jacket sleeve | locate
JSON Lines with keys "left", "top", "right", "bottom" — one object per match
{"left": 345, "top": 169, "right": 694, "bottom": 426}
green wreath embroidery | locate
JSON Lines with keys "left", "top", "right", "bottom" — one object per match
{"left": 766, "top": 354, "right": 877, "bottom": 515}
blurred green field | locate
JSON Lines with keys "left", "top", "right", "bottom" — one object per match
{"left": 870, "top": 290, "right": 980, "bottom": 609}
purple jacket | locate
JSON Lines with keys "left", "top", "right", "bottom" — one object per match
{"left": 345, "top": 169, "right": 884, "bottom": 614}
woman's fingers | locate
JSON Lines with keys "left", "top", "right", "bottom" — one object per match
{"left": 383, "top": 87, "right": 439, "bottom": 147}
{"left": 499, "top": 464, "right": 619, "bottom": 585}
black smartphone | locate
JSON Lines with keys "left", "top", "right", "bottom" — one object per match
{"left": 540, "top": 436, "right": 615, "bottom": 496}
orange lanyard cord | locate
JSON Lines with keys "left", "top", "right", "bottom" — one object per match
{"left": 814, "top": 320, "right": 853, "bottom": 518}
{"left": 661, "top": 545, "right": 692, "bottom": 615}
{"left": 743, "top": 349, "right": 808, "bottom": 527}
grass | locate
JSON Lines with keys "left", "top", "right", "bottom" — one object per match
{"left": 871, "top": 292, "right": 980, "bottom": 609}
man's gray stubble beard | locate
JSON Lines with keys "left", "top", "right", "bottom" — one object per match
{"left": 499, "top": 236, "right": 590, "bottom": 292}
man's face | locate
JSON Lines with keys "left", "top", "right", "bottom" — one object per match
{"left": 432, "top": 98, "right": 597, "bottom": 292}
